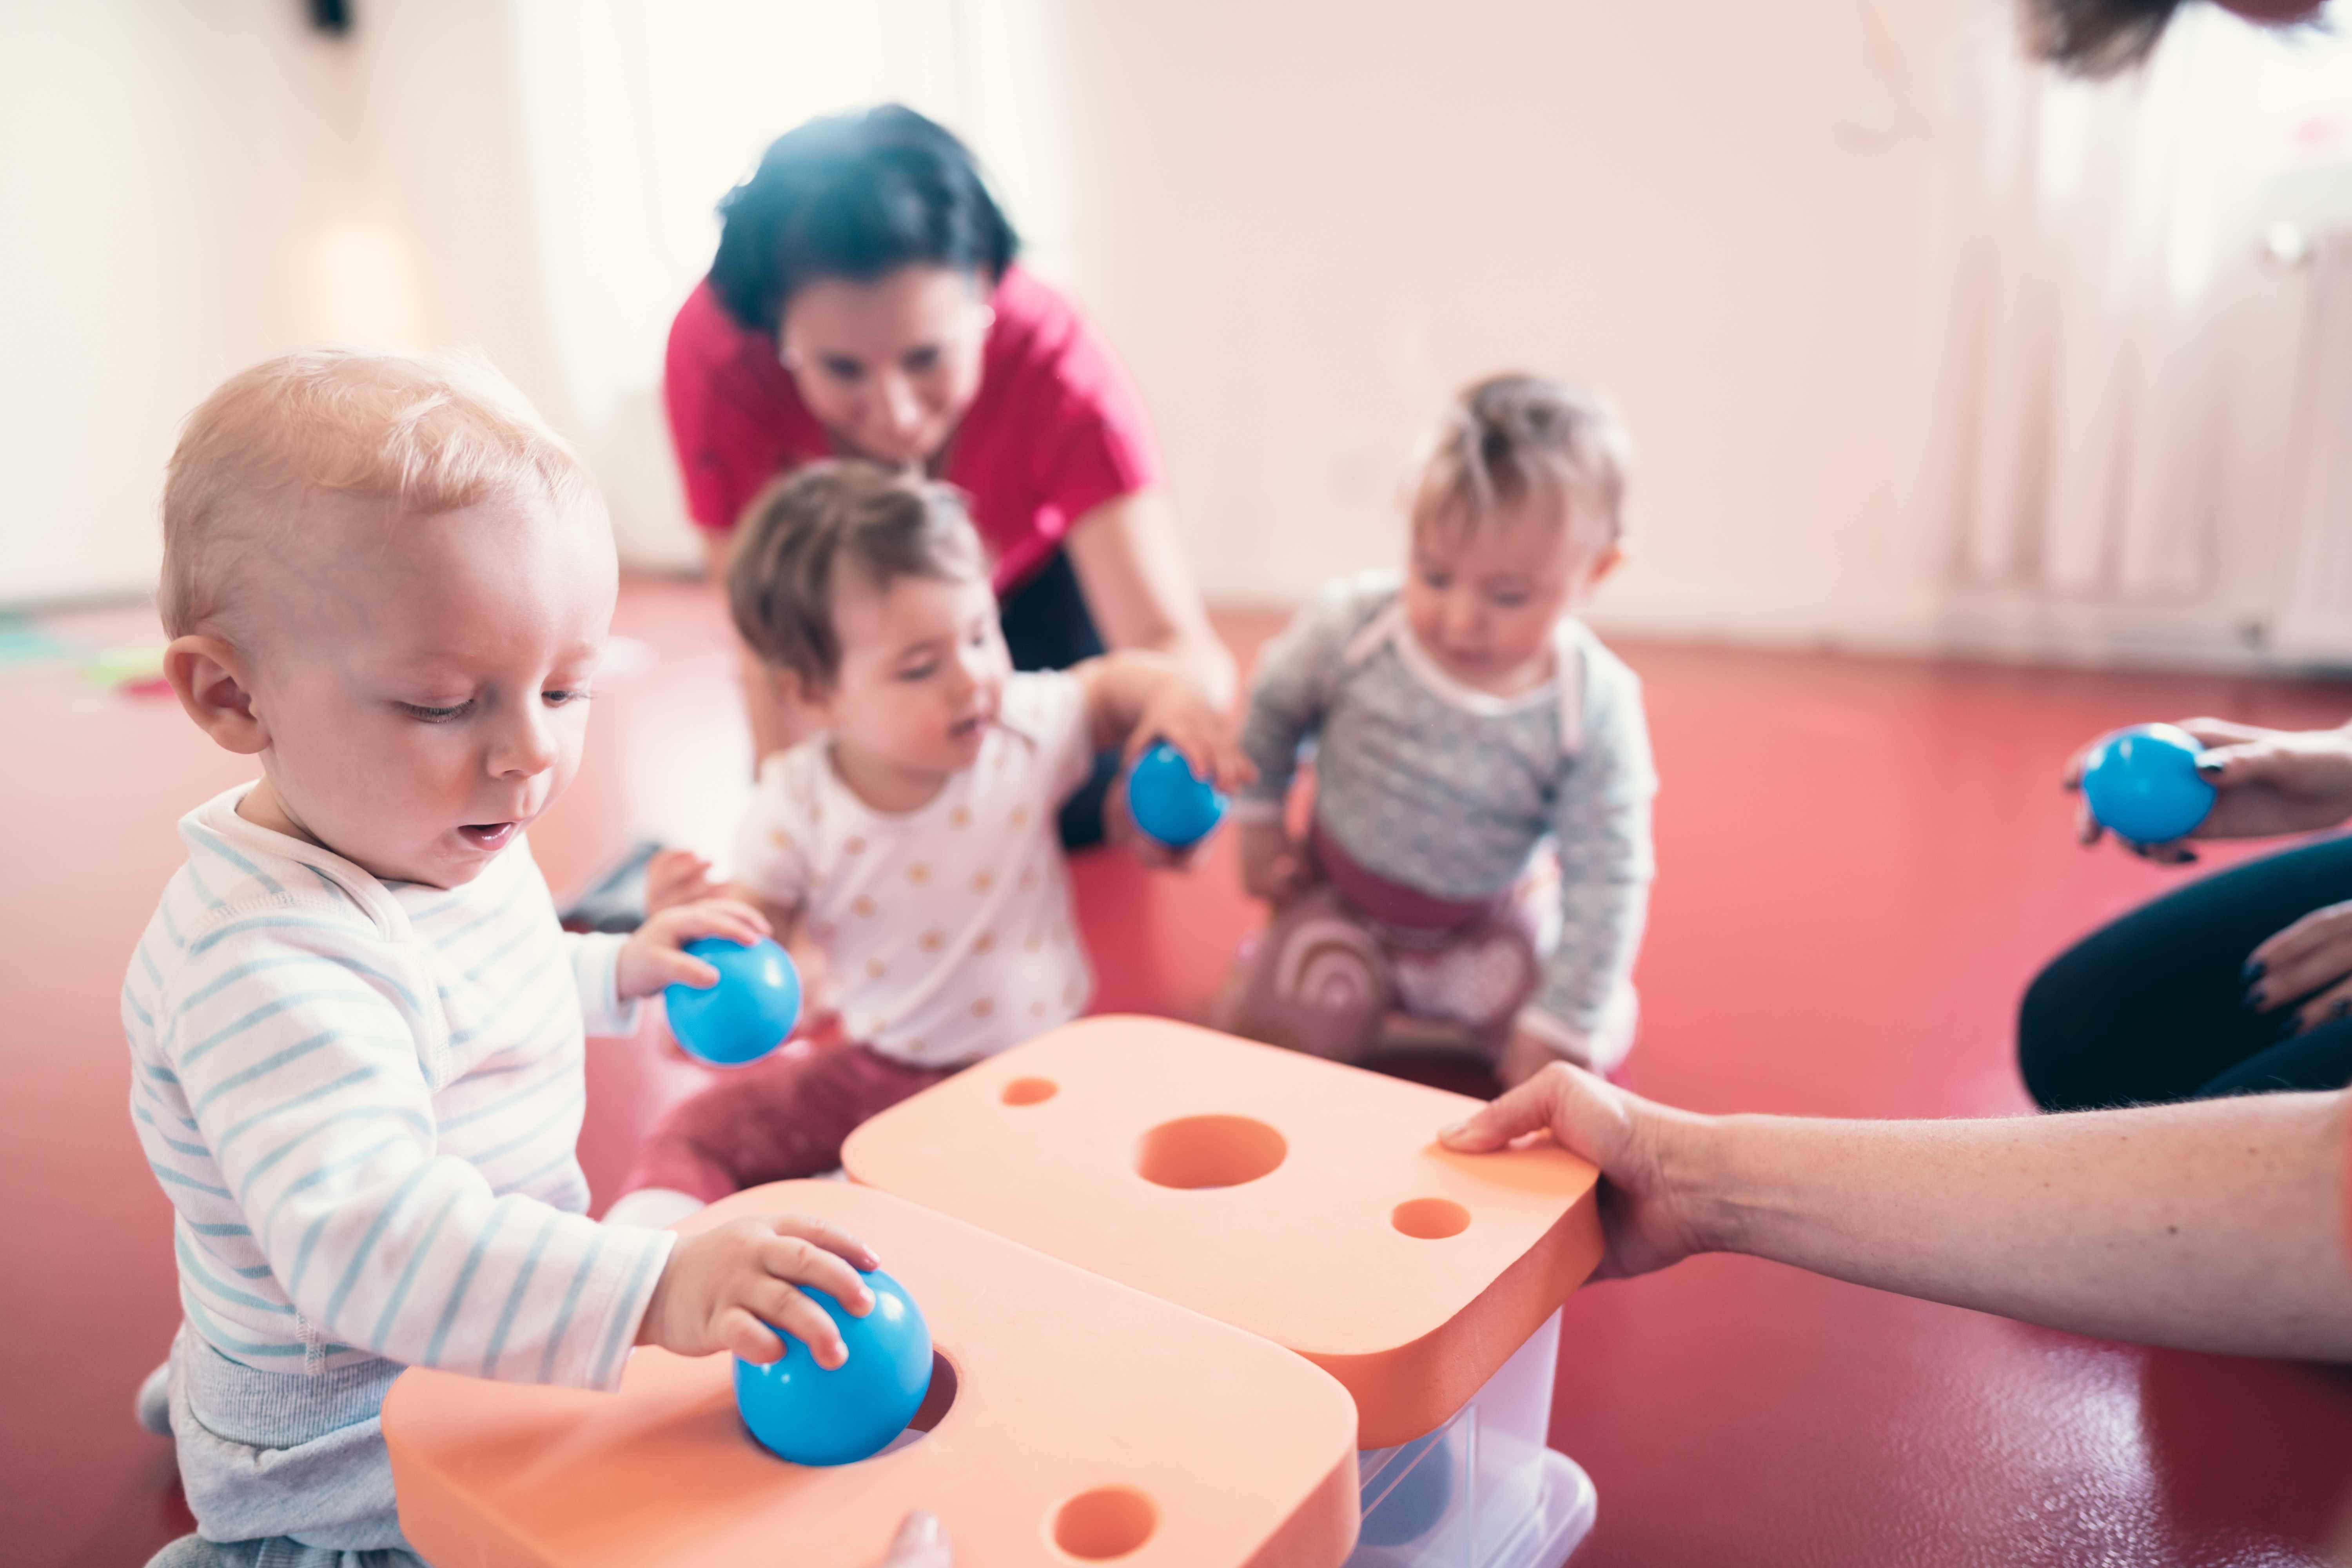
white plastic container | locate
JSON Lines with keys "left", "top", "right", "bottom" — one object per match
{"left": 1347, "top": 1312, "right": 1596, "bottom": 1568}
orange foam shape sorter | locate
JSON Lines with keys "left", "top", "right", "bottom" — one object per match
{"left": 383, "top": 1179, "right": 1361, "bottom": 1568}
{"left": 842, "top": 1018, "right": 1604, "bottom": 1450}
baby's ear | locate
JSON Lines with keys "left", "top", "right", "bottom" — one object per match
{"left": 164, "top": 635, "right": 270, "bottom": 755}
{"left": 1581, "top": 541, "right": 1629, "bottom": 590}
{"left": 768, "top": 662, "right": 832, "bottom": 722}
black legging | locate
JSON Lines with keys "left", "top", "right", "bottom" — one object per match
{"left": 2018, "top": 835, "right": 2352, "bottom": 1111}
{"left": 998, "top": 546, "right": 1120, "bottom": 851}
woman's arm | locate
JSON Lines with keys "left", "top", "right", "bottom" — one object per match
{"left": 1061, "top": 491, "right": 1237, "bottom": 711}
{"left": 1442, "top": 1066, "right": 2352, "bottom": 1360}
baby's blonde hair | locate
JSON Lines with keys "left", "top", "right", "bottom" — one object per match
{"left": 159, "top": 348, "right": 593, "bottom": 637}
{"left": 1410, "top": 374, "right": 1632, "bottom": 554}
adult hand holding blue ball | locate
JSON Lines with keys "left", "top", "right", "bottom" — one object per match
{"left": 2080, "top": 723, "right": 2216, "bottom": 845}
{"left": 663, "top": 936, "right": 801, "bottom": 1067}
{"left": 736, "top": 1268, "right": 935, "bottom": 1466}
{"left": 1126, "top": 740, "right": 1229, "bottom": 849}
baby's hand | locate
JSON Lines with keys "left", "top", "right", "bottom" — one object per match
{"left": 1239, "top": 820, "right": 1312, "bottom": 906}
{"left": 1116, "top": 688, "right": 1254, "bottom": 867}
{"left": 646, "top": 848, "right": 723, "bottom": 915}
{"left": 638, "top": 1213, "right": 881, "bottom": 1365}
{"left": 1123, "top": 688, "right": 1254, "bottom": 797}
{"left": 616, "top": 899, "right": 771, "bottom": 1001}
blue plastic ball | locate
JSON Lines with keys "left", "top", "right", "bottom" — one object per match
{"left": 2081, "top": 723, "right": 2216, "bottom": 845}
{"left": 735, "top": 1269, "right": 933, "bottom": 1467}
{"left": 662, "top": 936, "right": 800, "bottom": 1067}
{"left": 1127, "top": 741, "right": 1228, "bottom": 849}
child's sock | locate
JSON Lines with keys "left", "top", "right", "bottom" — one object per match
{"left": 134, "top": 1359, "right": 171, "bottom": 1435}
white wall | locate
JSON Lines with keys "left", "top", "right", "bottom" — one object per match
{"left": 1052, "top": 0, "right": 1968, "bottom": 642}
{"left": 9, "top": 0, "right": 2335, "bottom": 669}
{"left": 0, "top": 1, "right": 391, "bottom": 603}
{"left": 0, "top": 0, "right": 1080, "bottom": 603}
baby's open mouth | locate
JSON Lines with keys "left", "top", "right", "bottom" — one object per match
{"left": 459, "top": 822, "right": 519, "bottom": 851}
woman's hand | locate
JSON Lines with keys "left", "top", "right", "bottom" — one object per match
{"left": 872, "top": 1512, "right": 953, "bottom": 1567}
{"left": 2065, "top": 717, "right": 2352, "bottom": 862}
{"left": 1438, "top": 1062, "right": 1714, "bottom": 1279}
{"left": 2247, "top": 898, "right": 2352, "bottom": 1033}
{"left": 615, "top": 900, "right": 771, "bottom": 1000}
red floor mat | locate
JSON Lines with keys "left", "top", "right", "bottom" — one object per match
{"left": 9, "top": 584, "right": 2350, "bottom": 1567}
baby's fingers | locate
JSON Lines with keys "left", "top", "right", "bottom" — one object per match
{"left": 666, "top": 900, "right": 773, "bottom": 946}
{"left": 648, "top": 948, "right": 722, "bottom": 990}
{"left": 744, "top": 1279, "right": 849, "bottom": 1369}
{"left": 719, "top": 1306, "right": 786, "bottom": 1364}
{"left": 760, "top": 1232, "right": 875, "bottom": 1319}
{"left": 768, "top": 1214, "right": 883, "bottom": 1273}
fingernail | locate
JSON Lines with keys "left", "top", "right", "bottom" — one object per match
{"left": 1438, "top": 1120, "right": 1473, "bottom": 1143}
{"left": 2196, "top": 758, "right": 2224, "bottom": 775}
{"left": 2332, "top": 998, "right": 2350, "bottom": 1021}
{"left": 2247, "top": 988, "right": 2268, "bottom": 1010}
{"left": 904, "top": 1513, "right": 943, "bottom": 1544}
{"left": 2243, "top": 958, "right": 2266, "bottom": 982}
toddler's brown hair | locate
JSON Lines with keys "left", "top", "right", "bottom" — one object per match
{"left": 1411, "top": 373, "right": 1632, "bottom": 556}
{"left": 728, "top": 461, "right": 988, "bottom": 692}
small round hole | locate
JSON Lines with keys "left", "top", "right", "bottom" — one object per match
{"left": 1134, "top": 1115, "right": 1287, "bottom": 1190}
{"left": 874, "top": 1350, "right": 960, "bottom": 1456}
{"left": 1052, "top": 1485, "right": 1158, "bottom": 1560}
{"left": 1392, "top": 1198, "right": 1470, "bottom": 1240}
{"left": 1001, "top": 1077, "right": 1058, "bottom": 1106}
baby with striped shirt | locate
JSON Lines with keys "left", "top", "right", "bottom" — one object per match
{"left": 125, "top": 352, "right": 901, "bottom": 1568}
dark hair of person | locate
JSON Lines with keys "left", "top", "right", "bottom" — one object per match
{"left": 728, "top": 461, "right": 989, "bottom": 692}
{"left": 2019, "top": 0, "right": 2185, "bottom": 75}
{"left": 708, "top": 104, "right": 1020, "bottom": 336}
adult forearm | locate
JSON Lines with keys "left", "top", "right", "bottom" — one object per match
{"left": 1688, "top": 1091, "right": 2352, "bottom": 1358}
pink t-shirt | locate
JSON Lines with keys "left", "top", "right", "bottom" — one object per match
{"left": 662, "top": 266, "right": 1161, "bottom": 594}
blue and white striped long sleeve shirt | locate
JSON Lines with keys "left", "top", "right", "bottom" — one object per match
{"left": 124, "top": 787, "right": 673, "bottom": 1396}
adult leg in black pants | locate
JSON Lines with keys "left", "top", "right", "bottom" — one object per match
{"left": 2018, "top": 835, "right": 2352, "bottom": 1110}
{"left": 997, "top": 546, "right": 1120, "bottom": 851}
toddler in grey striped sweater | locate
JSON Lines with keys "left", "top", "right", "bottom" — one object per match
{"left": 1228, "top": 375, "right": 1657, "bottom": 1087}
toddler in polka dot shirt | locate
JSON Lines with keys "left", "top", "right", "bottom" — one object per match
{"left": 612, "top": 462, "right": 1247, "bottom": 1220}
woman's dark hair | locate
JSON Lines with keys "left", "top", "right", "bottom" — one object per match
{"left": 708, "top": 104, "right": 1020, "bottom": 336}
{"left": 2020, "top": 0, "right": 2182, "bottom": 76}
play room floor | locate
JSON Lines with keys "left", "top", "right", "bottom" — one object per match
{"left": 10, "top": 577, "right": 2352, "bottom": 1568}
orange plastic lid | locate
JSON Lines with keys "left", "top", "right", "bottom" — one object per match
{"left": 843, "top": 1018, "right": 1602, "bottom": 1447}
{"left": 384, "top": 1179, "right": 1360, "bottom": 1567}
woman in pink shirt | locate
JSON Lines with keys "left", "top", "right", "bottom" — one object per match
{"left": 664, "top": 105, "right": 1232, "bottom": 848}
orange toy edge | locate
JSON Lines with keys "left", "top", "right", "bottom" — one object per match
{"left": 385, "top": 1396, "right": 555, "bottom": 1568}
{"left": 1250, "top": 1444, "right": 1363, "bottom": 1568}
{"left": 1310, "top": 1184, "right": 1605, "bottom": 1450}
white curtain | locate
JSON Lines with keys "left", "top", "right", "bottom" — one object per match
{"left": 1922, "top": 2, "right": 2315, "bottom": 600}
{"left": 350, "top": 0, "right": 1073, "bottom": 570}
{"left": 498, "top": 0, "right": 1078, "bottom": 567}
